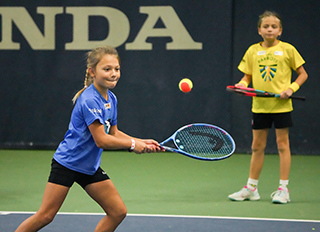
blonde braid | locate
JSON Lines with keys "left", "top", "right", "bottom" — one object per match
{"left": 72, "top": 69, "right": 92, "bottom": 104}
{"left": 84, "top": 68, "right": 94, "bottom": 87}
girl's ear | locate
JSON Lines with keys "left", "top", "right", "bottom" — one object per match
{"left": 258, "top": 27, "right": 262, "bottom": 35}
{"left": 88, "top": 67, "right": 95, "bottom": 77}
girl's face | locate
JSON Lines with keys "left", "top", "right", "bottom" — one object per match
{"left": 258, "top": 16, "right": 282, "bottom": 43}
{"left": 90, "top": 54, "right": 120, "bottom": 90}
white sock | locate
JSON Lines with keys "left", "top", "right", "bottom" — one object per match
{"left": 247, "top": 178, "right": 258, "bottom": 190}
{"left": 279, "top": 179, "right": 289, "bottom": 191}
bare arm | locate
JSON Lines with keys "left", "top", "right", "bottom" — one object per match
{"left": 281, "top": 65, "right": 308, "bottom": 98}
{"left": 235, "top": 74, "right": 252, "bottom": 87}
{"left": 88, "top": 120, "right": 161, "bottom": 153}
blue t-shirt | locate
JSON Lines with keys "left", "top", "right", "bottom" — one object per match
{"left": 53, "top": 84, "right": 117, "bottom": 175}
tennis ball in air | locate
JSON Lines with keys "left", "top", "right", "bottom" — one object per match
{"left": 179, "top": 78, "right": 193, "bottom": 93}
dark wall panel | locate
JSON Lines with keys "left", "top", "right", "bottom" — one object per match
{"left": 1, "top": 0, "right": 319, "bottom": 154}
{"left": 0, "top": 1, "right": 234, "bottom": 149}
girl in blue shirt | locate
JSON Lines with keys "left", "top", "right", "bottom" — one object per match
{"left": 15, "top": 46, "right": 162, "bottom": 232}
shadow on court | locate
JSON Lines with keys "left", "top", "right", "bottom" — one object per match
{"left": 1, "top": 212, "right": 319, "bottom": 232}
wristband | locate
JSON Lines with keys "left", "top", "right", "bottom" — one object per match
{"left": 238, "top": 80, "right": 248, "bottom": 87}
{"left": 129, "top": 139, "right": 135, "bottom": 152}
{"left": 289, "top": 82, "right": 300, "bottom": 93}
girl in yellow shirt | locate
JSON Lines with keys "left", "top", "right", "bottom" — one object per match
{"left": 228, "top": 11, "right": 308, "bottom": 204}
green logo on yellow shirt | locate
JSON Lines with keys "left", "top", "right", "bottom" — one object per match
{"left": 259, "top": 64, "right": 277, "bottom": 82}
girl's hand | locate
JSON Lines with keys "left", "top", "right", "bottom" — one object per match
{"left": 133, "top": 139, "right": 163, "bottom": 154}
{"left": 235, "top": 83, "right": 246, "bottom": 88}
{"left": 280, "top": 88, "right": 294, "bottom": 99}
{"left": 142, "top": 139, "right": 164, "bottom": 152}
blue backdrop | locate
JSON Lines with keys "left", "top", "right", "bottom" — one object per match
{"left": 0, "top": 0, "right": 319, "bottom": 154}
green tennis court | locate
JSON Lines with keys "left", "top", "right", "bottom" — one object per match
{"left": 1, "top": 149, "right": 319, "bottom": 221}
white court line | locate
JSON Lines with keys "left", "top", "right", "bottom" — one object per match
{"left": 1, "top": 211, "right": 319, "bottom": 223}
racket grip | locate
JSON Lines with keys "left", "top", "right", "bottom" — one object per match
{"left": 290, "top": 95, "right": 306, "bottom": 101}
{"left": 277, "top": 94, "right": 306, "bottom": 101}
{"left": 161, "top": 146, "right": 174, "bottom": 152}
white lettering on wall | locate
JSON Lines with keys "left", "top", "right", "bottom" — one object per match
{"left": 126, "top": 6, "right": 202, "bottom": 50}
{"left": 0, "top": 7, "right": 63, "bottom": 50}
{"left": 0, "top": 6, "right": 202, "bottom": 50}
{"left": 65, "top": 7, "right": 130, "bottom": 50}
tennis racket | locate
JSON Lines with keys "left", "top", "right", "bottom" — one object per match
{"left": 226, "top": 85, "right": 306, "bottom": 101}
{"left": 160, "top": 123, "right": 236, "bottom": 161}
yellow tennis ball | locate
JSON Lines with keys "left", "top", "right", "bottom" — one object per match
{"left": 179, "top": 78, "right": 193, "bottom": 93}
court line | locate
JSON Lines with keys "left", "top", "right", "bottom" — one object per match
{"left": 1, "top": 211, "right": 319, "bottom": 223}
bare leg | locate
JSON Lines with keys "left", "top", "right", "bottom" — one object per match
{"left": 275, "top": 128, "right": 291, "bottom": 180}
{"left": 249, "top": 129, "right": 269, "bottom": 180}
{"left": 15, "top": 183, "right": 69, "bottom": 232}
{"left": 85, "top": 179, "right": 127, "bottom": 232}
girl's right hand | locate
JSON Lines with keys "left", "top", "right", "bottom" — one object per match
{"left": 133, "top": 139, "right": 162, "bottom": 154}
{"left": 235, "top": 83, "right": 246, "bottom": 88}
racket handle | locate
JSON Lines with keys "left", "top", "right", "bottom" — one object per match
{"left": 275, "top": 94, "right": 306, "bottom": 101}
{"left": 290, "top": 95, "right": 306, "bottom": 101}
{"left": 277, "top": 94, "right": 306, "bottom": 101}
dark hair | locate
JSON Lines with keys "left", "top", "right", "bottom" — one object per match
{"left": 258, "top": 11, "right": 282, "bottom": 28}
{"left": 72, "top": 46, "right": 120, "bottom": 104}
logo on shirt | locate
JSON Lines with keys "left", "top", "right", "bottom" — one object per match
{"left": 274, "top": 51, "right": 283, "bottom": 56}
{"left": 104, "top": 103, "right": 111, "bottom": 109}
{"left": 89, "top": 108, "right": 102, "bottom": 114}
{"left": 104, "top": 120, "right": 111, "bottom": 134}
{"left": 259, "top": 64, "right": 277, "bottom": 82}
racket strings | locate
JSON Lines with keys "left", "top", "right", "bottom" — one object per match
{"left": 175, "top": 126, "right": 234, "bottom": 158}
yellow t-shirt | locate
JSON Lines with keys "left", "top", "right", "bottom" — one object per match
{"left": 238, "top": 41, "right": 305, "bottom": 113}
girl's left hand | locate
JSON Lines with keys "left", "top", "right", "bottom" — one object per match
{"left": 280, "top": 88, "right": 294, "bottom": 99}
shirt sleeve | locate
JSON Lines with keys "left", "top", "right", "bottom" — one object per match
{"left": 81, "top": 98, "right": 104, "bottom": 127}
{"left": 238, "top": 46, "right": 253, "bottom": 75}
{"left": 289, "top": 46, "right": 305, "bottom": 70}
{"left": 108, "top": 91, "right": 118, "bottom": 126}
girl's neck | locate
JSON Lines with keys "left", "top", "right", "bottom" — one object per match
{"left": 93, "top": 83, "right": 109, "bottom": 101}
{"left": 261, "top": 39, "right": 280, "bottom": 48}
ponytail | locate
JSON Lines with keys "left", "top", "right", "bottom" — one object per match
{"left": 72, "top": 68, "right": 94, "bottom": 104}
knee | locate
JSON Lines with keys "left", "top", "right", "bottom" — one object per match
{"left": 108, "top": 205, "right": 127, "bottom": 224}
{"left": 276, "top": 139, "right": 290, "bottom": 153}
{"left": 251, "top": 142, "right": 266, "bottom": 153}
{"left": 251, "top": 137, "right": 267, "bottom": 152}
{"left": 116, "top": 206, "right": 127, "bottom": 222}
{"left": 35, "top": 212, "right": 55, "bottom": 226}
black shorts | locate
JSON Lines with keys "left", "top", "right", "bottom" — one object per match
{"left": 48, "top": 159, "right": 110, "bottom": 189}
{"left": 252, "top": 112, "right": 293, "bottom": 129}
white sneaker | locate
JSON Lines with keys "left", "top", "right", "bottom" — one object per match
{"left": 228, "top": 186, "right": 260, "bottom": 201}
{"left": 271, "top": 187, "right": 290, "bottom": 204}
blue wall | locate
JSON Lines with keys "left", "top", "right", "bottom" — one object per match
{"left": 1, "top": 0, "right": 319, "bottom": 154}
